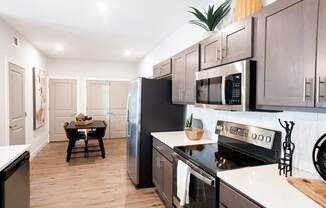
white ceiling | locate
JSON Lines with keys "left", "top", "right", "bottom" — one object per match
{"left": 0, "top": 0, "right": 211, "bottom": 62}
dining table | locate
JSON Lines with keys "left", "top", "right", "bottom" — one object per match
{"left": 65, "top": 120, "right": 107, "bottom": 161}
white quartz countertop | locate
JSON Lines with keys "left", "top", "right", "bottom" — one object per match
{"left": 217, "top": 164, "right": 322, "bottom": 208}
{"left": 151, "top": 131, "right": 215, "bottom": 148}
{"left": 0, "top": 145, "right": 30, "bottom": 172}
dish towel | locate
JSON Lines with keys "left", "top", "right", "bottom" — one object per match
{"left": 177, "top": 160, "right": 191, "bottom": 207}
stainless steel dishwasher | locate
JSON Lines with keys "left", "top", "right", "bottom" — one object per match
{"left": 0, "top": 151, "right": 30, "bottom": 208}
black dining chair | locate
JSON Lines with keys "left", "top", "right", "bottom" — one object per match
{"left": 86, "top": 121, "right": 107, "bottom": 159}
{"left": 64, "top": 122, "right": 87, "bottom": 162}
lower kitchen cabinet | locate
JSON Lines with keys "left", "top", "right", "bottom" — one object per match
{"left": 220, "top": 182, "right": 262, "bottom": 208}
{"left": 152, "top": 138, "right": 173, "bottom": 208}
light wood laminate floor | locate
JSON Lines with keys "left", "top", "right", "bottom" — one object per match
{"left": 30, "top": 139, "right": 164, "bottom": 208}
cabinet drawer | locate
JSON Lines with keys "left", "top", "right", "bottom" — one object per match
{"left": 220, "top": 182, "right": 261, "bottom": 208}
{"left": 160, "top": 59, "right": 172, "bottom": 77}
{"left": 153, "top": 137, "right": 173, "bottom": 162}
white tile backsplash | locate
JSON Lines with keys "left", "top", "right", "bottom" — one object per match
{"left": 187, "top": 105, "right": 325, "bottom": 175}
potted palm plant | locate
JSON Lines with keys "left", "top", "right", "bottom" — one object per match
{"left": 189, "top": 0, "right": 231, "bottom": 36}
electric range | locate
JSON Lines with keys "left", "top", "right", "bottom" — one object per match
{"left": 172, "top": 120, "right": 282, "bottom": 208}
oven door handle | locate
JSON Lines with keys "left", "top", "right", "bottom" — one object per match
{"left": 173, "top": 153, "right": 216, "bottom": 187}
{"left": 189, "top": 169, "right": 215, "bottom": 187}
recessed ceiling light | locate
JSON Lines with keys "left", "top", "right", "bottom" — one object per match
{"left": 124, "top": 50, "right": 131, "bottom": 56}
{"left": 96, "top": 2, "right": 109, "bottom": 13}
{"left": 55, "top": 44, "right": 64, "bottom": 51}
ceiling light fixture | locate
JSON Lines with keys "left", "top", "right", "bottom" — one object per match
{"left": 55, "top": 44, "right": 64, "bottom": 51}
{"left": 124, "top": 50, "right": 131, "bottom": 56}
{"left": 96, "top": 2, "right": 109, "bottom": 13}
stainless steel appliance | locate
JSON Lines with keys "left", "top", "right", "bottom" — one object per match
{"left": 0, "top": 151, "right": 30, "bottom": 208}
{"left": 127, "top": 78, "right": 185, "bottom": 188}
{"left": 173, "top": 121, "right": 281, "bottom": 208}
{"left": 196, "top": 60, "right": 256, "bottom": 111}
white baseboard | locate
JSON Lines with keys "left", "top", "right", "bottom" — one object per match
{"left": 30, "top": 139, "right": 49, "bottom": 160}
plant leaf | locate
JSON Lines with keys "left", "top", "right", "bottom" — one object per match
{"left": 189, "top": 20, "right": 209, "bottom": 31}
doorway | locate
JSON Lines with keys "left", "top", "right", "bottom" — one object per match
{"left": 49, "top": 79, "right": 77, "bottom": 141}
{"left": 9, "top": 63, "right": 26, "bottom": 145}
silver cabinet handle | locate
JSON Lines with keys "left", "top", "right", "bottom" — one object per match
{"left": 317, "top": 76, "right": 325, "bottom": 103}
{"left": 303, "top": 77, "right": 313, "bottom": 102}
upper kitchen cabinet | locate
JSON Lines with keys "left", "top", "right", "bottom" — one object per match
{"left": 255, "top": 0, "right": 318, "bottom": 110}
{"left": 153, "top": 59, "right": 172, "bottom": 79}
{"left": 316, "top": 0, "right": 326, "bottom": 109}
{"left": 200, "top": 17, "right": 253, "bottom": 70}
{"left": 200, "top": 32, "right": 222, "bottom": 70}
{"left": 172, "top": 44, "right": 200, "bottom": 104}
{"left": 221, "top": 17, "right": 253, "bottom": 64}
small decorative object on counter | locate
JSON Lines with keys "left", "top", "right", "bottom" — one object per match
{"left": 184, "top": 114, "right": 204, "bottom": 140}
{"left": 278, "top": 119, "right": 295, "bottom": 177}
{"left": 312, "top": 133, "right": 326, "bottom": 181}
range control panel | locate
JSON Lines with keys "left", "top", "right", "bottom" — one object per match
{"left": 216, "top": 121, "right": 276, "bottom": 150}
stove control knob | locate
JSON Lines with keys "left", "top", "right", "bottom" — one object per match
{"left": 258, "top": 135, "right": 264, "bottom": 141}
{"left": 251, "top": 133, "right": 257, "bottom": 140}
{"left": 266, "top": 136, "right": 272, "bottom": 143}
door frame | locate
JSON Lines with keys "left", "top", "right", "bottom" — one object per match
{"left": 4, "top": 57, "right": 26, "bottom": 145}
{"left": 48, "top": 77, "right": 79, "bottom": 142}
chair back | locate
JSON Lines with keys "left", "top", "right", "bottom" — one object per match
{"left": 95, "top": 121, "right": 107, "bottom": 138}
{"left": 64, "top": 122, "right": 79, "bottom": 140}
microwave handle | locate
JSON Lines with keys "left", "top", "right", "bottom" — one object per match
{"left": 221, "top": 76, "right": 226, "bottom": 105}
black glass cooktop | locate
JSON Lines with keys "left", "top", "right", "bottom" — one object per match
{"left": 174, "top": 143, "right": 268, "bottom": 176}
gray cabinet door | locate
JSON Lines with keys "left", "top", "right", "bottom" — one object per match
{"left": 220, "top": 182, "right": 262, "bottom": 208}
{"left": 172, "top": 44, "right": 199, "bottom": 104}
{"left": 172, "top": 53, "right": 185, "bottom": 104}
{"left": 153, "top": 65, "right": 160, "bottom": 79}
{"left": 184, "top": 44, "right": 200, "bottom": 103}
{"left": 160, "top": 59, "right": 172, "bottom": 77}
{"left": 221, "top": 17, "right": 253, "bottom": 64}
{"left": 200, "top": 32, "right": 222, "bottom": 70}
{"left": 153, "top": 59, "right": 172, "bottom": 79}
{"left": 316, "top": 0, "right": 326, "bottom": 108}
{"left": 256, "top": 0, "right": 318, "bottom": 109}
{"left": 152, "top": 148, "right": 160, "bottom": 188}
{"left": 160, "top": 155, "right": 173, "bottom": 207}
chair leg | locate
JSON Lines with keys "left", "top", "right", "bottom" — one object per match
{"left": 84, "top": 139, "right": 88, "bottom": 158}
{"left": 98, "top": 137, "right": 106, "bottom": 159}
{"left": 66, "top": 140, "right": 74, "bottom": 162}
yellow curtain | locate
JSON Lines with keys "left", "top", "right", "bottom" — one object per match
{"left": 234, "top": 0, "right": 263, "bottom": 21}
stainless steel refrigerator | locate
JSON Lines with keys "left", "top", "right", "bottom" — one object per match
{"left": 126, "top": 78, "right": 185, "bottom": 188}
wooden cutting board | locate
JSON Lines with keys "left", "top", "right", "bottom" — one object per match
{"left": 287, "top": 177, "right": 326, "bottom": 207}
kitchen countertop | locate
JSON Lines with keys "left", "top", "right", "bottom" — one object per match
{"left": 151, "top": 131, "right": 216, "bottom": 148}
{"left": 217, "top": 164, "right": 322, "bottom": 208}
{"left": 0, "top": 145, "right": 30, "bottom": 172}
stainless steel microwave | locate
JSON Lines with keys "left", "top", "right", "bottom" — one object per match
{"left": 195, "top": 60, "right": 256, "bottom": 111}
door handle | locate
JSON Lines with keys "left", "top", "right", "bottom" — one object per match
{"left": 9, "top": 125, "right": 18, "bottom": 129}
{"left": 317, "top": 76, "right": 325, "bottom": 103}
{"left": 303, "top": 77, "right": 313, "bottom": 102}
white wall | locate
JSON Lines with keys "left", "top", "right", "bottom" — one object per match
{"left": 137, "top": 0, "right": 325, "bottom": 174}
{"left": 0, "top": 18, "right": 48, "bottom": 157}
{"left": 138, "top": 0, "right": 275, "bottom": 78}
{"left": 47, "top": 58, "right": 137, "bottom": 114}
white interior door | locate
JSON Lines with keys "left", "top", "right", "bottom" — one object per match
{"left": 86, "top": 80, "right": 109, "bottom": 137}
{"left": 109, "top": 81, "right": 129, "bottom": 138}
{"left": 9, "top": 63, "right": 25, "bottom": 145}
{"left": 49, "top": 79, "right": 77, "bottom": 142}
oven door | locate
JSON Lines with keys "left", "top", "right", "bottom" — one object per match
{"left": 172, "top": 153, "right": 217, "bottom": 208}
